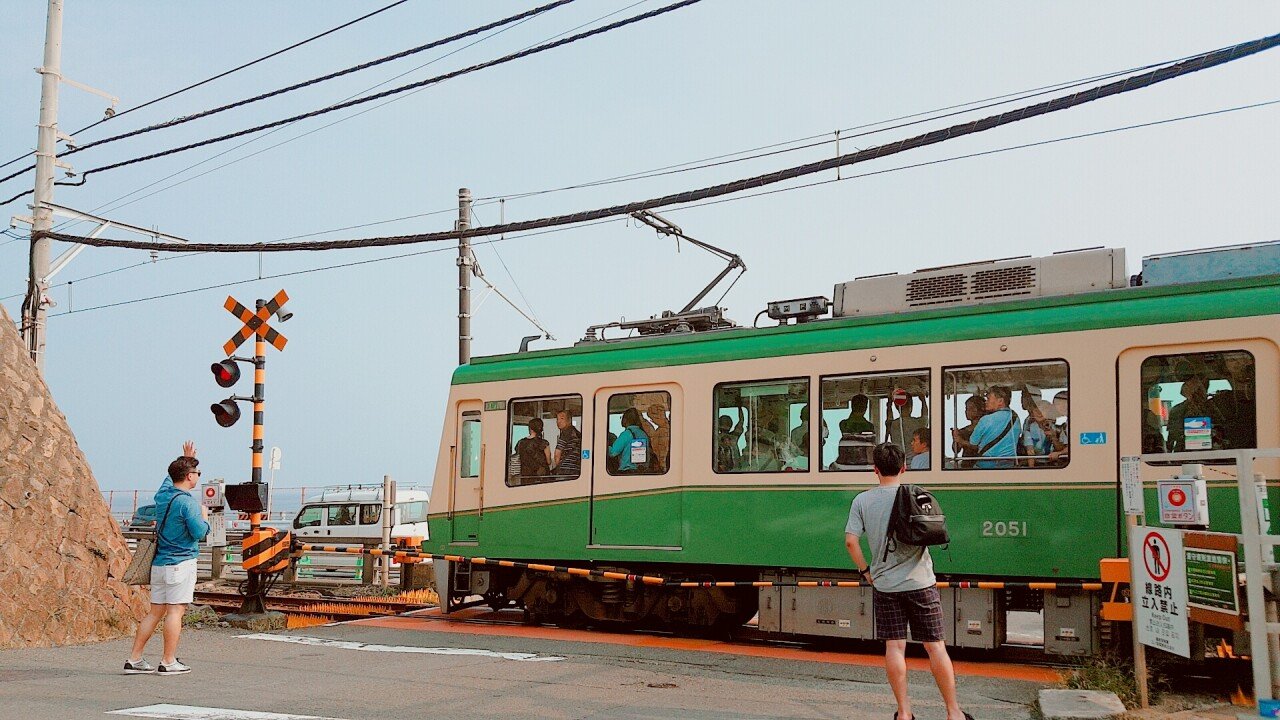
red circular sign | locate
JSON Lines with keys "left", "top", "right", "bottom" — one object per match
{"left": 1167, "top": 488, "right": 1186, "bottom": 507}
{"left": 1142, "top": 531, "right": 1171, "bottom": 582}
{"left": 204, "top": 487, "right": 216, "bottom": 498}
{"left": 892, "top": 388, "right": 909, "bottom": 408}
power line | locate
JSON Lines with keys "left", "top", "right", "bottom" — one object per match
{"left": 39, "top": 0, "right": 700, "bottom": 192}
{"left": 0, "top": 0, "right": 414, "bottom": 176}
{"left": 40, "top": 30, "right": 1280, "bottom": 254}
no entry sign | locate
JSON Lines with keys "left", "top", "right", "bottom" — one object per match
{"left": 1130, "top": 527, "right": 1189, "bottom": 657}
{"left": 892, "top": 388, "right": 909, "bottom": 408}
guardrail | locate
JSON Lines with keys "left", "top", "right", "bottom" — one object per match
{"left": 120, "top": 531, "right": 402, "bottom": 586}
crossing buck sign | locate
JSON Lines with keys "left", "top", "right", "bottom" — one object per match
{"left": 223, "top": 290, "right": 289, "bottom": 356}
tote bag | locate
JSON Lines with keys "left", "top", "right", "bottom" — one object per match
{"left": 122, "top": 500, "right": 174, "bottom": 586}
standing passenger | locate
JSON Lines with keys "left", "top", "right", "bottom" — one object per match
{"left": 716, "top": 411, "right": 745, "bottom": 472}
{"left": 552, "top": 410, "right": 582, "bottom": 478}
{"left": 125, "top": 441, "right": 209, "bottom": 676}
{"left": 647, "top": 404, "right": 671, "bottom": 472}
{"left": 844, "top": 443, "right": 972, "bottom": 720}
{"left": 609, "top": 408, "right": 651, "bottom": 473}
{"left": 516, "top": 418, "right": 552, "bottom": 479}
{"left": 950, "top": 396, "right": 987, "bottom": 465}
{"left": 953, "top": 386, "right": 1018, "bottom": 469}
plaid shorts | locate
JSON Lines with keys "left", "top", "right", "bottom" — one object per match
{"left": 873, "top": 586, "right": 945, "bottom": 642}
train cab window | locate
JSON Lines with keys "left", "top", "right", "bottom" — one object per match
{"left": 943, "top": 361, "right": 1069, "bottom": 470}
{"left": 460, "top": 412, "right": 482, "bottom": 479}
{"left": 327, "top": 504, "right": 358, "bottom": 526}
{"left": 713, "top": 379, "right": 809, "bottom": 473}
{"left": 606, "top": 392, "right": 671, "bottom": 475}
{"left": 1140, "top": 350, "right": 1255, "bottom": 457}
{"left": 506, "top": 394, "right": 584, "bottom": 487}
{"left": 294, "top": 505, "right": 323, "bottom": 529}
{"left": 359, "top": 504, "right": 381, "bottom": 525}
{"left": 399, "top": 501, "right": 428, "bottom": 524}
{"left": 820, "top": 371, "right": 930, "bottom": 471}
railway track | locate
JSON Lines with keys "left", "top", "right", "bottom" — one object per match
{"left": 193, "top": 589, "right": 437, "bottom": 622}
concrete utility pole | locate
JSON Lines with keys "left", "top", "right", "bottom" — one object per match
{"left": 456, "top": 187, "right": 473, "bottom": 365}
{"left": 23, "top": 0, "right": 64, "bottom": 370}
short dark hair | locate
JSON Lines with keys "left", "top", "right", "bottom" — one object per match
{"left": 872, "top": 442, "right": 905, "bottom": 476}
{"left": 912, "top": 427, "right": 930, "bottom": 448}
{"left": 986, "top": 385, "right": 1012, "bottom": 405}
{"left": 168, "top": 456, "right": 199, "bottom": 483}
{"left": 851, "top": 394, "right": 869, "bottom": 411}
{"left": 528, "top": 417, "right": 544, "bottom": 435}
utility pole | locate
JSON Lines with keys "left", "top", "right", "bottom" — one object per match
{"left": 23, "top": 0, "right": 64, "bottom": 370}
{"left": 456, "top": 187, "right": 472, "bottom": 365}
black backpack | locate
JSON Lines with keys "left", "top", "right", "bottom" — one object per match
{"left": 883, "top": 484, "right": 950, "bottom": 560}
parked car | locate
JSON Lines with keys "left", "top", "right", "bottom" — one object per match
{"left": 127, "top": 504, "right": 157, "bottom": 532}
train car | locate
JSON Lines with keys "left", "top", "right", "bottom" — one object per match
{"left": 424, "top": 243, "right": 1278, "bottom": 656}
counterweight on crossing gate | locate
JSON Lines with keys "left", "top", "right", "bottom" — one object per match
{"left": 209, "top": 290, "right": 293, "bottom": 615}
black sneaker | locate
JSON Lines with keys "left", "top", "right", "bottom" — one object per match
{"left": 156, "top": 659, "right": 191, "bottom": 675}
{"left": 123, "top": 659, "right": 155, "bottom": 674}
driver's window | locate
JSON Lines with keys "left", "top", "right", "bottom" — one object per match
{"left": 294, "top": 505, "right": 322, "bottom": 529}
{"left": 1140, "top": 350, "right": 1255, "bottom": 457}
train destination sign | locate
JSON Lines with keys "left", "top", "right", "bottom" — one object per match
{"left": 1130, "top": 527, "right": 1190, "bottom": 658}
{"left": 1183, "top": 532, "right": 1242, "bottom": 631}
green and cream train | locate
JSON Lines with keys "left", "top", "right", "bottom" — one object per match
{"left": 425, "top": 244, "right": 1276, "bottom": 656}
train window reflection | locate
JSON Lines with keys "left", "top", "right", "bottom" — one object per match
{"left": 943, "top": 361, "right": 1070, "bottom": 470}
{"left": 1140, "top": 350, "right": 1255, "bottom": 458}
{"left": 713, "top": 379, "right": 809, "bottom": 473}
{"left": 606, "top": 392, "right": 671, "bottom": 476}
{"left": 820, "top": 371, "right": 930, "bottom": 471}
{"left": 506, "top": 395, "right": 584, "bottom": 487}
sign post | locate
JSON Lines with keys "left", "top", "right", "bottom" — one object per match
{"left": 1130, "top": 527, "right": 1191, "bottom": 658}
{"left": 1119, "top": 456, "right": 1150, "bottom": 709}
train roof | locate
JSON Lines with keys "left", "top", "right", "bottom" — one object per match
{"left": 453, "top": 271, "right": 1280, "bottom": 386}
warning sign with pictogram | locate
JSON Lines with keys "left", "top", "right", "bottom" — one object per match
{"left": 1130, "top": 527, "right": 1189, "bottom": 657}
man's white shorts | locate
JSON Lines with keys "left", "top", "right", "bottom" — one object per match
{"left": 150, "top": 558, "right": 197, "bottom": 605}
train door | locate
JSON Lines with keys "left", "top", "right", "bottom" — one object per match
{"left": 590, "top": 384, "right": 682, "bottom": 548}
{"left": 1118, "top": 339, "right": 1277, "bottom": 534}
{"left": 449, "top": 402, "right": 484, "bottom": 543}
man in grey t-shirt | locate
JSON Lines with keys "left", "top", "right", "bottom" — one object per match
{"left": 845, "top": 442, "right": 971, "bottom": 720}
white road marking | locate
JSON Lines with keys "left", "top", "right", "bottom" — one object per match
{"left": 107, "top": 705, "right": 347, "bottom": 720}
{"left": 237, "top": 632, "right": 565, "bottom": 661}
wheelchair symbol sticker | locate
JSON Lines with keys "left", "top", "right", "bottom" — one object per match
{"left": 1078, "top": 432, "right": 1107, "bottom": 445}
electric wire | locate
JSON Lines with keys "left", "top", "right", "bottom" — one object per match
{"left": 29, "top": 98, "right": 1280, "bottom": 315}
{"left": 40, "top": 0, "right": 701, "bottom": 191}
{"left": 39, "top": 30, "right": 1280, "bottom": 254}
{"left": 0, "top": 0, "right": 414, "bottom": 175}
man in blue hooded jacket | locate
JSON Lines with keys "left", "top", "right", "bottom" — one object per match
{"left": 125, "top": 441, "right": 210, "bottom": 675}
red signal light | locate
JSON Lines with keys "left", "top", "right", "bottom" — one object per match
{"left": 211, "top": 399, "right": 241, "bottom": 428}
{"left": 211, "top": 359, "right": 240, "bottom": 388}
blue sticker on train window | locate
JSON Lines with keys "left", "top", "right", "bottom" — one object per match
{"left": 1078, "top": 432, "right": 1107, "bottom": 445}
{"left": 582, "top": 449, "right": 591, "bottom": 460}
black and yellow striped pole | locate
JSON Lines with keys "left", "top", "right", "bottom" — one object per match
{"left": 242, "top": 299, "right": 269, "bottom": 614}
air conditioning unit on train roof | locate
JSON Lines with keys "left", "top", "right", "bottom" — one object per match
{"left": 831, "top": 247, "right": 1128, "bottom": 318}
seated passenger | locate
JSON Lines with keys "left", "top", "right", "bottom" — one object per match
{"left": 716, "top": 412, "right": 744, "bottom": 472}
{"left": 1166, "top": 375, "right": 1223, "bottom": 452}
{"left": 516, "top": 417, "right": 551, "bottom": 479}
{"left": 887, "top": 393, "right": 929, "bottom": 463}
{"left": 908, "top": 427, "right": 931, "bottom": 470}
{"left": 955, "top": 385, "right": 1019, "bottom": 469}
{"left": 609, "top": 408, "right": 651, "bottom": 473}
{"left": 950, "top": 396, "right": 988, "bottom": 466}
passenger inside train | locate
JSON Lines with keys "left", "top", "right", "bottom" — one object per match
{"left": 1140, "top": 349, "right": 1257, "bottom": 456}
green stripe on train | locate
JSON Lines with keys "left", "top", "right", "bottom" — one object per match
{"left": 452, "top": 275, "right": 1280, "bottom": 384}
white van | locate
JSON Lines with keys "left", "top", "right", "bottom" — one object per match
{"left": 291, "top": 485, "right": 430, "bottom": 543}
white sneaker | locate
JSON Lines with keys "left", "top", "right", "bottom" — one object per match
{"left": 123, "top": 659, "right": 155, "bottom": 674}
{"left": 156, "top": 659, "right": 190, "bottom": 675}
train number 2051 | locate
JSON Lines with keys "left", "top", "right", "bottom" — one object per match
{"left": 981, "top": 520, "right": 1029, "bottom": 538}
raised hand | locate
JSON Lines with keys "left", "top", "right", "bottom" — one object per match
{"left": 182, "top": 441, "right": 197, "bottom": 458}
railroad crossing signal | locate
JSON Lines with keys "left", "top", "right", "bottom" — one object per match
{"left": 223, "top": 289, "right": 290, "bottom": 356}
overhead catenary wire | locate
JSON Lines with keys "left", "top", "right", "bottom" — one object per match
{"left": 25, "top": 100, "right": 1280, "bottom": 314}
{"left": 34, "top": 0, "right": 701, "bottom": 193}
{"left": 0, "top": 0, "right": 576, "bottom": 189}
{"left": 39, "top": 29, "right": 1280, "bottom": 255}
{"left": 0, "top": 0, "right": 415, "bottom": 176}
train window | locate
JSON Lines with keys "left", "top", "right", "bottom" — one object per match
{"left": 606, "top": 392, "right": 671, "bottom": 475}
{"left": 943, "top": 361, "right": 1069, "bottom": 470}
{"left": 1140, "top": 350, "right": 1255, "bottom": 457}
{"left": 506, "top": 394, "right": 584, "bottom": 487}
{"left": 294, "top": 506, "right": 322, "bottom": 529}
{"left": 359, "top": 504, "right": 381, "bottom": 525}
{"left": 460, "top": 412, "right": 481, "bottom": 479}
{"left": 327, "top": 504, "right": 358, "bottom": 526}
{"left": 713, "top": 378, "right": 810, "bottom": 473}
{"left": 820, "top": 370, "right": 930, "bottom": 472}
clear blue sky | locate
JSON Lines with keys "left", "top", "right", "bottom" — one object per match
{"left": 2, "top": 2, "right": 1278, "bottom": 495}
